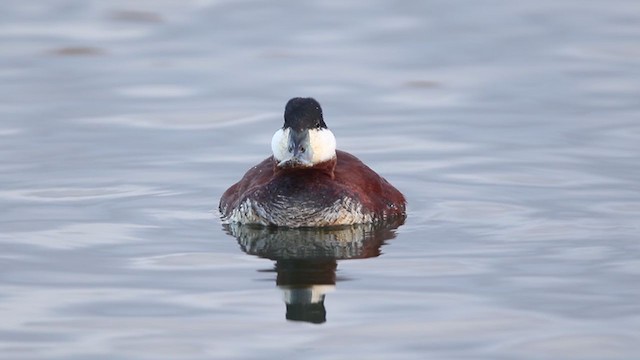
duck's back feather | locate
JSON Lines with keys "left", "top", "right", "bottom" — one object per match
{"left": 219, "top": 150, "right": 405, "bottom": 227}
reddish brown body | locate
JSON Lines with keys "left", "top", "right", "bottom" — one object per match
{"left": 219, "top": 150, "right": 406, "bottom": 227}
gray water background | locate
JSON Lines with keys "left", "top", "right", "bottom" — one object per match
{"left": 1, "top": 0, "right": 640, "bottom": 359}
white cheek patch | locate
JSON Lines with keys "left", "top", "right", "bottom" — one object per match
{"left": 308, "top": 128, "right": 336, "bottom": 164}
{"left": 271, "top": 128, "right": 290, "bottom": 162}
{"left": 272, "top": 127, "right": 336, "bottom": 165}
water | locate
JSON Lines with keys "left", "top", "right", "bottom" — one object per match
{"left": 1, "top": 0, "right": 640, "bottom": 358}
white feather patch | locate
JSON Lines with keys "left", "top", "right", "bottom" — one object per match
{"left": 308, "top": 128, "right": 337, "bottom": 164}
{"left": 271, "top": 128, "right": 290, "bottom": 162}
{"left": 271, "top": 127, "right": 336, "bottom": 165}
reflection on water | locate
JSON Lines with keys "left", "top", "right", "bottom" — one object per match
{"left": 224, "top": 220, "right": 403, "bottom": 323}
{"left": 277, "top": 260, "right": 335, "bottom": 324}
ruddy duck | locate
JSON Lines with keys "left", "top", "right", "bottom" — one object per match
{"left": 219, "top": 97, "right": 406, "bottom": 227}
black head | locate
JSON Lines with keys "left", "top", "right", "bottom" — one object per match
{"left": 283, "top": 97, "right": 327, "bottom": 131}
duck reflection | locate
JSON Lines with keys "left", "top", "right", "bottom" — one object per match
{"left": 223, "top": 219, "right": 403, "bottom": 324}
{"left": 276, "top": 259, "right": 336, "bottom": 324}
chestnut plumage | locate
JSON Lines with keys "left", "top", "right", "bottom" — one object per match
{"left": 219, "top": 98, "right": 406, "bottom": 227}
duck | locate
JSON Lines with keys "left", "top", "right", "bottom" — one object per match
{"left": 219, "top": 97, "right": 406, "bottom": 227}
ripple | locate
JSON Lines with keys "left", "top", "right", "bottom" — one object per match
{"left": 498, "top": 333, "right": 638, "bottom": 360}
{"left": 68, "top": 300, "right": 206, "bottom": 317}
{"left": 508, "top": 220, "right": 618, "bottom": 242}
{"left": 0, "top": 23, "right": 150, "bottom": 41}
{"left": 108, "top": 10, "right": 164, "bottom": 23}
{"left": 432, "top": 200, "right": 533, "bottom": 223}
{"left": 0, "top": 185, "right": 178, "bottom": 203}
{"left": 590, "top": 201, "right": 640, "bottom": 215}
{"left": 444, "top": 167, "right": 625, "bottom": 187}
{"left": 560, "top": 42, "right": 640, "bottom": 62}
{"left": 0, "top": 223, "right": 153, "bottom": 249}
{"left": 341, "top": 135, "right": 474, "bottom": 154}
{"left": 0, "top": 330, "right": 70, "bottom": 342}
{"left": 130, "top": 253, "right": 254, "bottom": 270}
{"left": 545, "top": 246, "right": 613, "bottom": 261}
{"left": 78, "top": 112, "right": 276, "bottom": 130}
{"left": 48, "top": 46, "right": 104, "bottom": 56}
{"left": 609, "top": 260, "right": 640, "bottom": 275}
{"left": 362, "top": 258, "right": 492, "bottom": 277}
{"left": 116, "top": 85, "right": 197, "bottom": 98}
{"left": 146, "top": 209, "right": 214, "bottom": 221}
{"left": 0, "top": 128, "right": 22, "bottom": 136}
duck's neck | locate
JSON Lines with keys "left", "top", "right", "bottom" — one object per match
{"left": 273, "top": 156, "right": 336, "bottom": 179}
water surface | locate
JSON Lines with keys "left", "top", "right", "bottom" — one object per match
{"left": 1, "top": 0, "right": 640, "bottom": 359}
